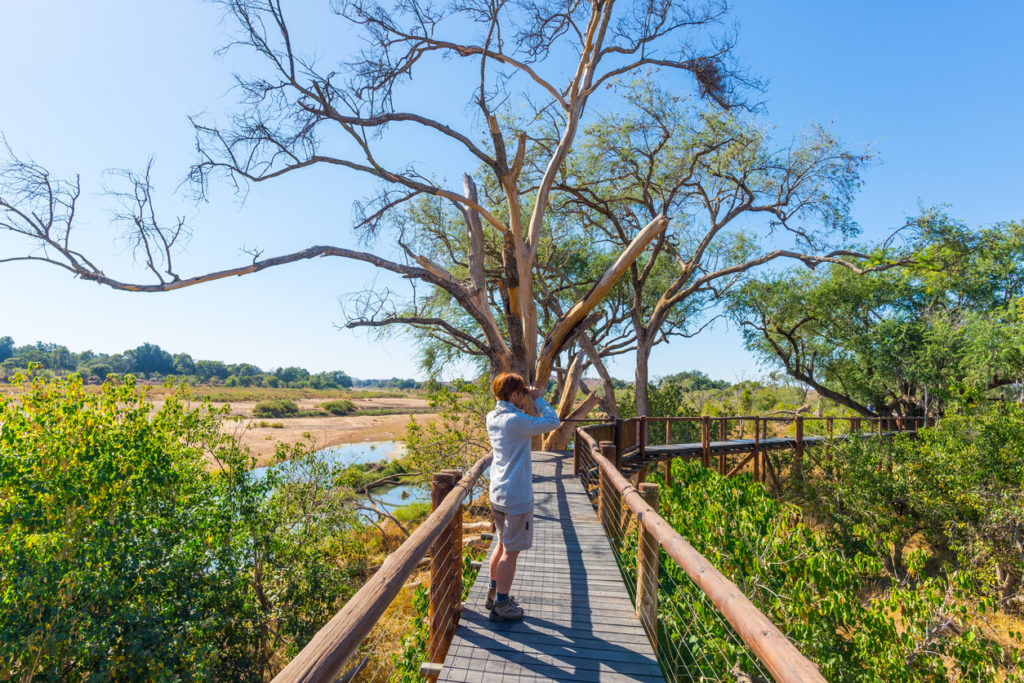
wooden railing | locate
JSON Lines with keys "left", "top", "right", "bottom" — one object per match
{"left": 573, "top": 414, "right": 929, "bottom": 682}
{"left": 575, "top": 424, "right": 830, "bottom": 682}
{"left": 584, "top": 414, "right": 929, "bottom": 485}
{"left": 273, "top": 453, "right": 492, "bottom": 683}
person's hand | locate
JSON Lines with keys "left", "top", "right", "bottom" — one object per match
{"left": 526, "top": 385, "right": 543, "bottom": 400}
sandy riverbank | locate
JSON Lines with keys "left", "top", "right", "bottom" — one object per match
{"left": 216, "top": 397, "right": 438, "bottom": 466}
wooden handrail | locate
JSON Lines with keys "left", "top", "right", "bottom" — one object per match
{"left": 273, "top": 453, "right": 493, "bottom": 683}
{"left": 575, "top": 431, "right": 826, "bottom": 683}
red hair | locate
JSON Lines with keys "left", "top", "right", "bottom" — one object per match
{"left": 492, "top": 372, "right": 526, "bottom": 402}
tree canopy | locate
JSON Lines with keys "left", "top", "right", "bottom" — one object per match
{"left": 727, "top": 210, "right": 1024, "bottom": 417}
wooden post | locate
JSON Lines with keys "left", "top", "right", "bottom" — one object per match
{"left": 613, "top": 418, "right": 623, "bottom": 466}
{"left": 429, "top": 471, "right": 460, "bottom": 670}
{"left": 753, "top": 417, "right": 762, "bottom": 483}
{"left": 701, "top": 415, "right": 711, "bottom": 469}
{"left": 849, "top": 417, "right": 858, "bottom": 434}
{"left": 639, "top": 417, "right": 648, "bottom": 461}
{"left": 716, "top": 418, "right": 726, "bottom": 475}
{"left": 443, "top": 469, "right": 463, "bottom": 650}
{"left": 665, "top": 418, "right": 672, "bottom": 445}
{"left": 794, "top": 416, "right": 804, "bottom": 482}
{"left": 826, "top": 417, "right": 834, "bottom": 439}
{"left": 636, "top": 482, "right": 660, "bottom": 653}
{"left": 599, "top": 442, "right": 617, "bottom": 532}
{"left": 573, "top": 431, "right": 581, "bottom": 476}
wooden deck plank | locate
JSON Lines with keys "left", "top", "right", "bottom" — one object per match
{"left": 439, "top": 451, "right": 664, "bottom": 682}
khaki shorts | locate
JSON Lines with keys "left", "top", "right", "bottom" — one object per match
{"left": 492, "top": 509, "right": 533, "bottom": 552}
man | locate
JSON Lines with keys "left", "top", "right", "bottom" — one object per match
{"left": 485, "top": 372, "right": 561, "bottom": 622}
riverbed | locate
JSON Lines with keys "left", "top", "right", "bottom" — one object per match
{"left": 248, "top": 440, "right": 430, "bottom": 518}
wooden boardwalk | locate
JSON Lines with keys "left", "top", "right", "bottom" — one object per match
{"left": 439, "top": 450, "right": 664, "bottom": 682}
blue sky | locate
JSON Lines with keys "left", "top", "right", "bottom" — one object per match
{"left": 1, "top": 1, "right": 1021, "bottom": 382}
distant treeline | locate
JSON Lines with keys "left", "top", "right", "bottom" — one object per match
{"left": 0, "top": 337, "right": 420, "bottom": 389}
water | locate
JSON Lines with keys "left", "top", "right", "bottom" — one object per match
{"left": 248, "top": 440, "right": 429, "bottom": 519}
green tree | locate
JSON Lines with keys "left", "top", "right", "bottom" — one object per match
{"left": 172, "top": 352, "right": 196, "bottom": 375}
{"left": 553, "top": 82, "right": 873, "bottom": 417}
{"left": 275, "top": 366, "right": 310, "bottom": 386}
{"left": 728, "top": 211, "right": 1024, "bottom": 418}
{"left": 131, "top": 342, "right": 175, "bottom": 375}
{"left": 815, "top": 399, "right": 1024, "bottom": 607}
{"left": 194, "top": 359, "right": 230, "bottom": 382}
{"left": 0, "top": 336, "right": 13, "bottom": 362}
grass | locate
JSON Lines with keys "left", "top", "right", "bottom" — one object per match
{"left": 391, "top": 501, "right": 433, "bottom": 523}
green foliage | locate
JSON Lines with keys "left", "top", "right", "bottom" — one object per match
{"left": 391, "top": 501, "right": 433, "bottom": 523}
{"left": 728, "top": 210, "right": 1024, "bottom": 416}
{"left": 813, "top": 399, "right": 1024, "bottom": 606}
{"left": 253, "top": 398, "right": 300, "bottom": 417}
{"left": 322, "top": 399, "right": 357, "bottom": 415}
{"left": 0, "top": 336, "right": 362, "bottom": 388}
{"left": 392, "top": 584, "right": 431, "bottom": 682}
{"left": 334, "top": 458, "right": 410, "bottom": 490}
{"left": 627, "top": 460, "right": 1022, "bottom": 681}
{"left": 0, "top": 375, "right": 372, "bottom": 679}
{"left": 404, "top": 378, "right": 491, "bottom": 480}
{"left": 0, "top": 375, "right": 254, "bottom": 677}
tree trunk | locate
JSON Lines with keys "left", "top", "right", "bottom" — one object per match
{"left": 543, "top": 392, "right": 601, "bottom": 450}
{"left": 634, "top": 335, "right": 653, "bottom": 418}
{"left": 577, "top": 332, "right": 619, "bottom": 419}
{"left": 555, "top": 353, "right": 586, "bottom": 419}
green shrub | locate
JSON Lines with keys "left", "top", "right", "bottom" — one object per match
{"left": 252, "top": 398, "right": 299, "bottom": 417}
{"left": 0, "top": 375, "right": 371, "bottom": 680}
{"left": 322, "top": 399, "right": 357, "bottom": 416}
{"left": 626, "top": 461, "right": 1022, "bottom": 681}
{"left": 335, "top": 459, "right": 409, "bottom": 490}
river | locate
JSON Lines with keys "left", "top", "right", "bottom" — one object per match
{"left": 248, "top": 440, "right": 430, "bottom": 518}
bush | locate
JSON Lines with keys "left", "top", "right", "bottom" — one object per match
{"left": 322, "top": 399, "right": 357, "bottom": 416}
{"left": 631, "top": 460, "right": 1023, "bottom": 681}
{"left": 0, "top": 375, "right": 372, "bottom": 679}
{"left": 0, "top": 376, "right": 254, "bottom": 678}
{"left": 252, "top": 398, "right": 300, "bottom": 417}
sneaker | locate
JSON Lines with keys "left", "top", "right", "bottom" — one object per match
{"left": 485, "top": 590, "right": 516, "bottom": 610}
{"left": 489, "top": 598, "right": 524, "bottom": 622}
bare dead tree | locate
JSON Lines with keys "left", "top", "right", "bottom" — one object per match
{"left": 1, "top": 0, "right": 753, "bottom": 394}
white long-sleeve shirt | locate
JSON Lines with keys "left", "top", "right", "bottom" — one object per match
{"left": 486, "top": 397, "right": 561, "bottom": 515}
